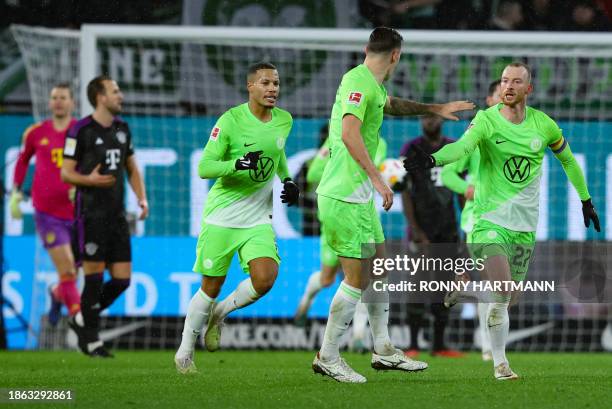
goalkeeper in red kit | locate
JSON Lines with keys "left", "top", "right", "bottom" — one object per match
{"left": 10, "top": 84, "right": 81, "bottom": 325}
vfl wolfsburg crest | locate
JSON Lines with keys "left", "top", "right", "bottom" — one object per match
{"left": 503, "top": 156, "right": 531, "bottom": 183}
{"left": 202, "top": 0, "right": 334, "bottom": 95}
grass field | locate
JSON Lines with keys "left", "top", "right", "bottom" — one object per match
{"left": 1, "top": 350, "right": 611, "bottom": 409}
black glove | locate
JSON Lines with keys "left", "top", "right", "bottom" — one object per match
{"left": 403, "top": 144, "right": 435, "bottom": 172}
{"left": 235, "top": 150, "right": 263, "bottom": 170}
{"left": 582, "top": 199, "right": 601, "bottom": 232}
{"left": 281, "top": 178, "right": 300, "bottom": 206}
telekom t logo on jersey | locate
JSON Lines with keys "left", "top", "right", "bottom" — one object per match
{"left": 106, "top": 149, "right": 121, "bottom": 170}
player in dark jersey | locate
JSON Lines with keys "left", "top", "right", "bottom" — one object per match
{"left": 61, "top": 75, "right": 148, "bottom": 358}
{"left": 400, "top": 114, "right": 464, "bottom": 358}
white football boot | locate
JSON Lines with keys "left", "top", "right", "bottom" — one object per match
{"left": 312, "top": 352, "right": 367, "bottom": 383}
{"left": 174, "top": 350, "right": 197, "bottom": 374}
{"left": 371, "top": 348, "right": 428, "bottom": 372}
{"left": 494, "top": 362, "right": 519, "bottom": 380}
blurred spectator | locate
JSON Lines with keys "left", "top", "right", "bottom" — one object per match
{"left": 435, "top": 0, "right": 491, "bottom": 30}
{"left": 2, "top": 0, "right": 180, "bottom": 28}
{"left": 359, "top": 0, "right": 442, "bottom": 29}
{"left": 523, "top": 0, "right": 560, "bottom": 30}
{"left": 488, "top": 0, "right": 524, "bottom": 30}
{"left": 564, "top": 0, "right": 611, "bottom": 31}
{"left": 596, "top": 0, "right": 612, "bottom": 21}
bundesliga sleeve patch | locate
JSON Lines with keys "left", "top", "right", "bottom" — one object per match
{"left": 64, "top": 138, "right": 77, "bottom": 156}
{"left": 210, "top": 126, "right": 220, "bottom": 141}
{"left": 347, "top": 91, "right": 363, "bottom": 106}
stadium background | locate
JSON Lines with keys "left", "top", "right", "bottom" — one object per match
{"left": 1, "top": 0, "right": 611, "bottom": 354}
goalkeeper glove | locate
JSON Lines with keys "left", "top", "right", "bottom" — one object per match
{"left": 403, "top": 144, "right": 435, "bottom": 172}
{"left": 235, "top": 150, "right": 263, "bottom": 170}
{"left": 281, "top": 178, "right": 300, "bottom": 206}
{"left": 581, "top": 199, "right": 601, "bottom": 232}
{"left": 68, "top": 186, "right": 76, "bottom": 203}
{"left": 9, "top": 189, "right": 23, "bottom": 219}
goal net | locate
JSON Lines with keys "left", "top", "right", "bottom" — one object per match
{"left": 10, "top": 24, "right": 612, "bottom": 352}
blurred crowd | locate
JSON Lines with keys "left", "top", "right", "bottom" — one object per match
{"left": 2, "top": 0, "right": 611, "bottom": 31}
{"left": 359, "top": 0, "right": 611, "bottom": 31}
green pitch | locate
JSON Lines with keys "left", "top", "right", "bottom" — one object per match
{"left": 1, "top": 351, "right": 610, "bottom": 409}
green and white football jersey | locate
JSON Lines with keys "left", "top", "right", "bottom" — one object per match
{"left": 199, "top": 103, "right": 292, "bottom": 228}
{"left": 308, "top": 136, "right": 388, "bottom": 186}
{"left": 435, "top": 104, "right": 563, "bottom": 232}
{"left": 316, "top": 64, "right": 388, "bottom": 203}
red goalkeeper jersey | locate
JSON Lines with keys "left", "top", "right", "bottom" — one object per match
{"left": 13, "top": 119, "right": 77, "bottom": 220}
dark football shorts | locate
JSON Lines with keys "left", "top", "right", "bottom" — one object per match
{"left": 73, "top": 214, "right": 131, "bottom": 264}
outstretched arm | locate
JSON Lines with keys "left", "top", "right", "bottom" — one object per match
{"left": 427, "top": 130, "right": 479, "bottom": 167}
{"left": 551, "top": 137, "right": 589, "bottom": 200}
{"left": 384, "top": 96, "right": 475, "bottom": 121}
{"left": 441, "top": 157, "right": 470, "bottom": 195}
{"left": 404, "top": 112, "right": 487, "bottom": 172}
{"left": 550, "top": 136, "right": 599, "bottom": 231}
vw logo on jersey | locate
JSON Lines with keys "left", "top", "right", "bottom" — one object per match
{"left": 503, "top": 156, "right": 531, "bottom": 183}
{"left": 116, "top": 131, "right": 127, "bottom": 144}
{"left": 530, "top": 138, "right": 543, "bottom": 151}
{"left": 276, "top": 136, "right": 285, "bottom": 149}
{"left": 250, "top": 156, "right": 275, "bottom": 182}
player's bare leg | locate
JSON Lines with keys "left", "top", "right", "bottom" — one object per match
{"left": 47, "top": 244, "right": 80, "bottom": 325}
{"left": 294, "top": 264, "right": 338, "bottom": 326}
{"left": 483, "top": 255, "right": 517, "bottom": 380}
{"left": 204, "top": 257, "right": 278, "bottom": 352}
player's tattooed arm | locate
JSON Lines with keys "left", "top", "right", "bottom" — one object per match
{"left": 384, "top": 96, "right": 431, "bottom": 116}
{"left": 385, "top": 96, "right": 475, "bottom": 120}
